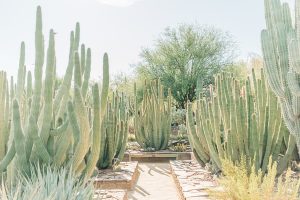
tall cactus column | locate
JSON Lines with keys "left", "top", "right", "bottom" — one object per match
{"left": 0, "top": 72, "right": 9, "bottom": 161}
{"left": 187, "top": 70, "right": 295, "bottom": 173}
{"left": 134, "top": 80, "right": 172, "bottom": 151}
{"left": 261, "top": 0, "right": 300, "bottom": 155}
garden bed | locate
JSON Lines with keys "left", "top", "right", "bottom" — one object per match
{"left": 93, "top": 189, "right": 127, "bottom": 200}
{"left": 170, "top": 160, "right": 218, "bottom": 200}
{"left": 124, "top": 150, "right": 192, "bottom": 162}
{"left": 94, "top": 162, "right": 139, "bottom": 190}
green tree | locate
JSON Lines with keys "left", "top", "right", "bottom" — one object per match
{"left": 136, "top": 24, "right": 235, "bottom": 108}
{"left": 223, "top": 61, "right": 248, "bottom": 81}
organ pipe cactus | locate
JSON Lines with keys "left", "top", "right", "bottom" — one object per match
{"left": 0, "top": 71, "right": 9, "bottom": 161}
{"left": 97, "top": 92, "right": 129, "bottom": 169}
{"left": 0, "top": 6, "right": 109, "bottom": 182}
{"left": 134, "top": 80, "right": 172, "bottom": 150}
{"left": 187, "top": 69, "right": 296, "bottom": 173}
{"left": 261, "top": 0, "right": 300, "bottom": 156}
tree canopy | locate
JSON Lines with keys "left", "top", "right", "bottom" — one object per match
{"left": 136, "top": 24, "right": 236, "bottom": 108}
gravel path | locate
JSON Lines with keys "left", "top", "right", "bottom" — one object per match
{"left": 128, "top": 163, "right": 180, "bottom": 200}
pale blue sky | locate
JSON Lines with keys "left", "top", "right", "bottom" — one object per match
{"left": 0, "top": 0, "right": 294, "bottom": 79}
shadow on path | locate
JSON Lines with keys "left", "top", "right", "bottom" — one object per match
{"left": 128, "top": 163, "right": 179, "bottom": 200}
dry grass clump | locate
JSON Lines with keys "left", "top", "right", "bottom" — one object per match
{"left": 209, "top": 157, "right": 300, "bottom": 200}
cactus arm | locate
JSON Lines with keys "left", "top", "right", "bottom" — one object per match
{"left": 84, "top": 84, "right": 101, "bottom": 179}
{"left": 16, "top": 42, "right": 26, "bottom": 102}
{"left": 71, "top": 86, "right": 90, "bottom": 172}
{"left": 106, "top": 104, "right": 114, "bottom": 167}
{"left": 30, "top": 5, "right": 44, "bottom": 121}
{"left": 0, "top": 142, "right": 15, "bottom": 173}
{"left": 39, "top": 29, "right": 55, "bottom": 144}
{"left": 52, "top": 126, "right": 72, "bottom": 166}
{"left": 74, "top": 22, "right": 80, "bottom": 51}
{"left": 0, "top": 72, "right": 7, "bottom": 159}
{"left": 187, "top": 103, "right": 209, "bottom": 162}
{"left": 101, "top": 53, "right": 109, "bottom": 118}
{"left": 261, "top": 30, "right": 285, "bottom": 98}
{"left": 28, "top": 115, "right": 51, "bottom": 164}
{"left": 4, "top": 79, "right": 10, "bottom": 149}
{"left": 53, "top": 31, "right": 74, "bottom": 114}
{"left": 67, "top": 101, "right": 81, "bottom": 156}
{"left": 82, "top": 48, "right": 91, "bottom": 99}
{"left": 12, "top": 100, "right": 30, "bottom": 175}
{"left": 116, "top": 120, "right": 128, "bottom": 162}
{"left": 80, "top": 44, "right": 86, "bottom": 75}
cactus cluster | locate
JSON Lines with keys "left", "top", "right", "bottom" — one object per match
{"left": 134, "top": 80, "right": 172, "bottom": 150}
{"left": 0, "top": 6, "right": 111, "bottom": 181}
{"left": 97, "top": 92, "right": 129, "bottom": 169}
{"left": 261, "top": 0, "right": 300, "bottom": 156}
{"left": 187, "top": 69, "right": 296, "bottom": 173}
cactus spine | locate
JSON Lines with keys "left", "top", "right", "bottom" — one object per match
{"left": 187, "top": 70, "right": 295, "bottom": 173}
{"left": 261, "top": 0, "right": 300, "bottom": 156}
{"left": 134, "top": 80, "right": 171, "bottom": 150}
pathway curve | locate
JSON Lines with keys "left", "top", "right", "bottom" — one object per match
{"left": 128, "top": 163, "right": 180, "bottom": 200}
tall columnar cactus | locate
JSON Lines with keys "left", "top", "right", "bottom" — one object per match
{"left": 187, "top": 69, "right": 296, "bottom": 173}
{"left": 0, "top": 71, "right": 9, "bottom": 161}
{"left": 0, "top": 6, "right": 109, "bottom": 182}
{"left": 134, "top": 80, "right": 172, "bottom": 150}
{"left": 97, "top": 92, "right": 129, "bottom": 169}
{"left": 262, "top": 0, "right": 300, "bottom": 156}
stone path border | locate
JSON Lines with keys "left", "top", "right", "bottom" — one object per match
{"left": 170, "top": 160, "right": 217, "bottom": 200}
{"left": 123, "top": 150, "right": 192, "bottom": 162}
{"left": 94, "top": 162, "right": 139, "bottom": 190}
{"left": 93, "top": 189, "right": 127, "bottom": 200}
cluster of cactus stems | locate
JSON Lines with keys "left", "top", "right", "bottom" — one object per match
{"left": 134, "top": 80, "right": 172, "bottom": 150}
{"left": 187, "top": 69, "right": 296, "bottom": 173}
{"left": 262, "top": 0, "right": 300, "bottom": 156}
{"left": 0, "top": 6, "right": 130, "bottom": 182}
{"left": 97, "top": 92, "right": 129, "bottom": 169}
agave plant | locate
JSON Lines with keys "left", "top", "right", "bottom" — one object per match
{"left": 0, "top": 165, "right": 94, "bottom": 200}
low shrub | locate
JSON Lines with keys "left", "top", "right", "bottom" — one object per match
{"left": 209, "top": 157, "right": 300, "bottom": 200}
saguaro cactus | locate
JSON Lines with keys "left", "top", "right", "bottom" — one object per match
{"left": 261, "top": 0, "right": 300, "bottom": 156}
{"left": 134, "top": 80, "right": 172, "bottom": 150}
{"left": 187, "top": 70, "right": 296, "bottom": 173}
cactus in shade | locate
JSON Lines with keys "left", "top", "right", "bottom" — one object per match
{"left": 187, "top": 70, "right": 296, "bottom": 173}
{"left": 0, "top": 6, "right": 109, "bottom": 181}
{"left": 97, "top": 92, "right": 129, "bottom": 169}
{"left": 134, "top": 80, "right": 172, "bottom": 150}
{"left": 261, "top": 0, "right": 300, "bottom": 156}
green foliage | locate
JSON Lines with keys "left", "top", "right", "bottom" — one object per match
{"left": 171, "top": 107, "right": 186, "bottom": 126}
{"left": 134, "top": 80, "right": 172, "bottom": 150}
{"left": 187, "top": 69, "right": 296, "bottom": 173}
{"left": 261, "top": 0, "right": 300, "bottom": 156}
{"left": 137, "top": 24, "right": 235, "bottom": 108}
{"left": 0, "top": 165, "right": 93, "bottom": 200}
{"left": 223, "top": 61, "right": 248, "bottom": 81}
{"left": 209, "top": 157, "right": 300, "bottom": 200}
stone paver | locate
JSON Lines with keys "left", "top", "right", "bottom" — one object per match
{"left": 128, "top": 163, "right": 180, "bottom": 200}
{"left": 93, "top": 189, "right": 127, "bottom": 200}
{"left": 170, "top": 160, "right": 217, "bottom": 200}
